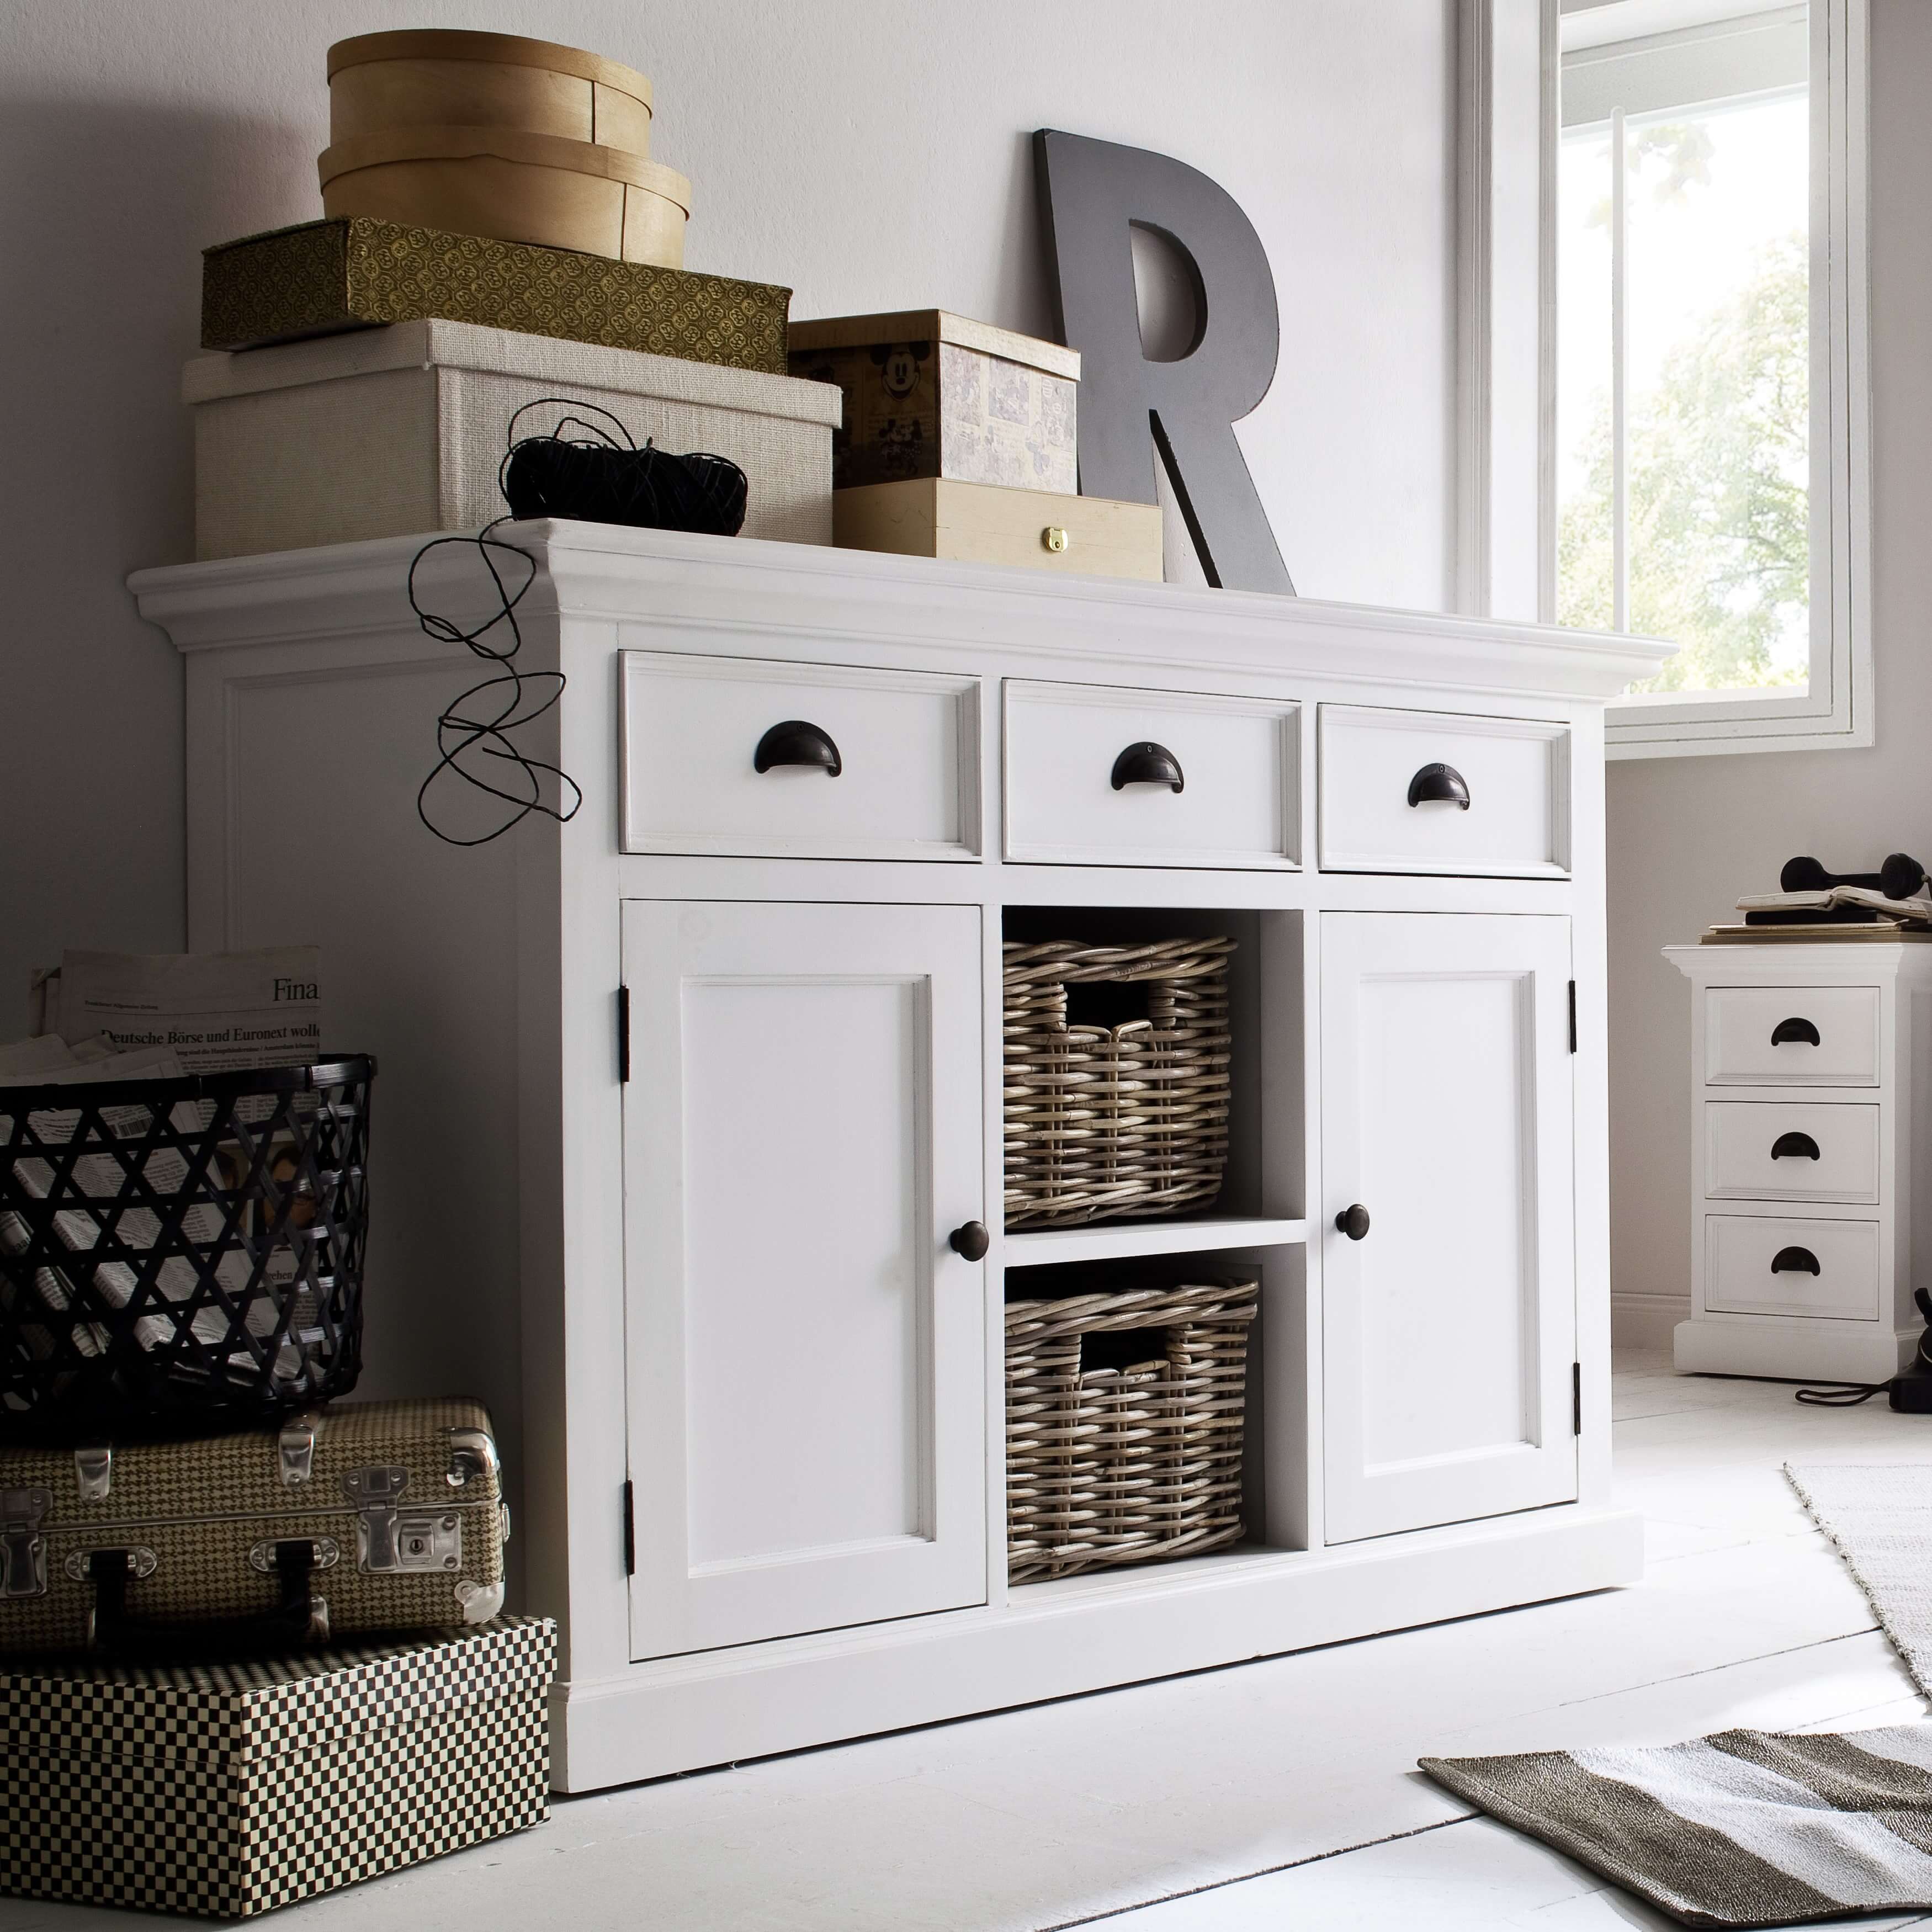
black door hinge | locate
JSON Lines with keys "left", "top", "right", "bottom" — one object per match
{"left": 622, "top": 1478, "right": 635, "bottom": 1576}
{"left": 1568, "top": 980, "right": 1578, "bottom": 1054}
{"left": 1572, "top": 1361, "right": 1582, "bottom": 1436}
{"left": 618, "top": 986, "right": 631, "bottom": 1083}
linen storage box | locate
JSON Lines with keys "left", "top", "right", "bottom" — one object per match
{"left": 320, "top": 30, "right": 687, "bottom": 268}
{"left": 1005, "top": 1277, "right": 1257, "bottom": 1581}
{"left": 835, "top": 477, "right": 1161, "bottom": 581}
{"left": 0, "top": 1399, "right": 508, "bottom": 1657}
{"left": 0, "top": 1615, "right": 556, "bottom": 1918}
{"left": 186, "top": 317, "right": 840, "bottom": 559}
{"left": 1004, "top": 936, "right": 1234, "bottom": 1228}
{"left": 201, "top": 217, "right": 791, "bottom": 369}
{"left": 789, "top": 310, "right": 1080, "bottom": 492}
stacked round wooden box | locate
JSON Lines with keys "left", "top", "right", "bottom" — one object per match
{"left": 319, "top": 29, "right": 691, "bottom": 267}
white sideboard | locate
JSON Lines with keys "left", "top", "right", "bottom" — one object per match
{"left": 1666, "top": 942, "right": 1932, "bottom": 1381}
{"left": 132, "top": 522, "right": 1667, "bottom": 1792}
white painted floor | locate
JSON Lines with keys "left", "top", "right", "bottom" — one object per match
{"left": 10, "top": 1349, "right": 1932, "bottom": 1931}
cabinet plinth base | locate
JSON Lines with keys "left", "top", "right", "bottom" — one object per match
{"left": 1674, "top": 1317, "right": 1917, "bottom": 1384}
{"left": 549, "top": 1505, "right": 1643, "bottom": 1793}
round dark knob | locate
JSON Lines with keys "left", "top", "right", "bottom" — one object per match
{"left": 949, "top": 1220, "right": 990, "bottom": 1261}
{"left": 1335, "top": 1204, "right": 1371, "bottom": 1241}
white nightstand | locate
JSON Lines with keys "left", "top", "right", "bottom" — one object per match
{"left": 1665, "top": 942, "right": 1932, "bottom": 1381}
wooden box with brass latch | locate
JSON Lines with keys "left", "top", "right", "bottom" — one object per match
{"left": 831, "top": 476, "right": 1163, "bottom": 582}
{"left": 0, "top": 1397, "right": 508, "bottom": 1655}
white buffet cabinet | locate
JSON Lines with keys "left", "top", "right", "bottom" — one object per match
{"left": 132, "top": 522, "right": 1667, "bottom": 1792}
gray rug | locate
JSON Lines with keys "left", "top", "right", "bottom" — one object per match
{"left": 1786, "top": 1464, "right": 1932, "bottom": 1696}
{"left": 1419, "top": 1464, "right": 1932, "bottom": 1926}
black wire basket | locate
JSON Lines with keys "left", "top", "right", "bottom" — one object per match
{"left": 0, "top": 1057, "right": 374, "bottom": 1442}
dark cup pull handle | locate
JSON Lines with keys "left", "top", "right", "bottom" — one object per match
{"left": 1111, "top": 741, "right": 1185, "bottom": 793}
{"left": 753, "top": 720, "right": 842, "bottom": 776}
{"left": 89, "top": 1541, "right": 322, "bottom": 1658}
{"left": 1771, "top": 1017, "right": 1821, "bottom": 1047}
{"left": 1771, "top": 1246, "right": 1822, "bottom": 1276}
{"left": 949, "top": 1220, "right": 990, "bottom": 1262}
{"left": 1771, "top": 1132, "right": 1822, "bottom": 1161}
{"left": 1406, "top": 763, "right": 1471, "bottom": 810}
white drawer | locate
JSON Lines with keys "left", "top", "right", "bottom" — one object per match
{"left": 1002, "top": 680, "right": 1298, "bottom": 869}
{"left": 1704, "top": 1214, "right": 1881, "bottom": 1321}
{"left": 1317, "top": 705, "right": 1569, "bottom": 877}
{"left": 620, "top": 651, "right": 980, "bottom": 861}
{"left": 1703, "top": 985, "right": 1880, "bottom": 1087}
{"left": 1705, "top": 1102, "right": 1880, "bottom": 1204}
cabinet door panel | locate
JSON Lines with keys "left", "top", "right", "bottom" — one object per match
{"left": 1321, "top": 913, "right": 1577, "bottom": 1543}
{"left": 623, "top": 900, "right": 986, "bottom": 1658}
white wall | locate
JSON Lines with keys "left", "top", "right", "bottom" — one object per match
{"left": 1606, "top": 0, "right": 1932, "bottom": 1346}
{"left": 0, "top": 0, "right": 1459, "bottom": 1028}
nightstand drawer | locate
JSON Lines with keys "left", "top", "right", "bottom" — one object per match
{"left": 1002, "top": 681, "right": 1299, "bottom": 869}
{"left": 1316, "top": 704, "right": 1569, "bottom": 877}
{"left": 620, "top": 651, "right": 980, "bottom": 861}
{"left": 1705, "top": 1102, "right": 1881, "bottom": 1204}
{"left": 1704, "top": 1214, "right": 1880, "bottom": 1320}
{"left": 1703, "top": 985, "right": 1880, "bottom": 1087}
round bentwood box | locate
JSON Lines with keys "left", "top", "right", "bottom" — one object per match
{"left": 318, "top": 125, "right": 691, "bottom": 267}
{"left": 326, "top": 28, "right": 654, "bottom": 152}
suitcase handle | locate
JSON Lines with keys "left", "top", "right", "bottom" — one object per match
{"left": 88, "top": 1539, "right": 325, "bottom": 1658}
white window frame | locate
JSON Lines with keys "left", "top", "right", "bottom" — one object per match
{"left": 1560, "top": 0, "right": 1873, "bottom": 758}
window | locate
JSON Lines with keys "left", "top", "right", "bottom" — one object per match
{"left": 1555, "top": 0, "right": 1869, "bottom": 756}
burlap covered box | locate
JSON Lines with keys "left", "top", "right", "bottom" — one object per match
{"left": 187, "top": 317, "right": 840, "bottom": 558}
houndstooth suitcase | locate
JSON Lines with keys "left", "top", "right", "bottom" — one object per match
{"left": 0, "top": 1398, "right": 507, "bottom": 1655}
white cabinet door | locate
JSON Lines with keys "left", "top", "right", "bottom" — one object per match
{"left": 623, "top": 900, "right": 988, "bottom": 1659}
{"left": 1321, "top": 913, "right": 1577, "bottom": 1543}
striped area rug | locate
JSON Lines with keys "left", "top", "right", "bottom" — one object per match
{"left": 1420, "top": 1464, "right": 1932, "bottom": 1926}
{"left": 1423, "top": 1728, "right": 1932, "bottom": 1926}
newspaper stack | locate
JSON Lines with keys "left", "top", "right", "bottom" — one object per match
{"left": 1703, "top": 870, "right": 1932, "bottom": 944}
{"left": 0, "top": 949, "right": 323, "bottom": 1370}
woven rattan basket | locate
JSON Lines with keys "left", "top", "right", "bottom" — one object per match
{"left": 1005, "top": 1277, "right": 1257, "bottom": 1583}
{"left": 1003, "top": 936, "right": 1233, "bottom": 1229}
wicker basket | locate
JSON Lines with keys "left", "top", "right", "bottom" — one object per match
{"left": 1004, "top": 936, "right": 1233, "bottom": 1229}
{"left": 1005, "top": 1277, "right": 1257, "bottom": 1583}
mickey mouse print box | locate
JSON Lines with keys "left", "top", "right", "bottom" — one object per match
{"left": 0, "top": 1616, "right": 556, "bottom": 1917}
{"left": 789, "top": 309, "right": 1079, "bottom": 493}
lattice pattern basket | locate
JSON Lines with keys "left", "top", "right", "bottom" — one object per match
{"left": 1005, "top": 1277, "right": 1257, "bottom": 1583}
{"left": 0, "top": 1059, "right": 373, "bottom": 1441}
{"left": 1004, "top": 937, "right": 1233, "bottom": 1229}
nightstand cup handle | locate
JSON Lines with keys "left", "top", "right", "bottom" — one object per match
{"left": 1770, "top": 1132, "right": 1821, "bottom": 1161}
{"left": 1770, "top": 1016, "right": 1821, "bottom": 1047}
{"left": 1771, "top": 1245, "right": 1821, "bottom": 1275}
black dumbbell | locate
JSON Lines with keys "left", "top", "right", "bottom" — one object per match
{"left": 1782, "top": 853, "right": 1928, "bottom": 900}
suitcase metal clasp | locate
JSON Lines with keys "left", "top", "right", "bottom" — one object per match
{"left": 73, "top": 1446, "right": 112, "bottom": 1503}
{"left": 344, "top": 1467, "right": 463, "bottom": 1574}
{"left": 0, "top": 1488, "right": 51, "bottom": 1600}
{"left": 279, "top": 1414, "right": 320, "bottom": 1487}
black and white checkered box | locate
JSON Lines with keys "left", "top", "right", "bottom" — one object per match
{"left": 0, "top": 1615, "right": 556, "bottom": 1918}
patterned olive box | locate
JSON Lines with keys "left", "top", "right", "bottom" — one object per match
{"left": 203, "top": 216, "right": 790, "bottom": 374}
{"left": 0, "top": 1616, "right": 555, "bottom": 1918}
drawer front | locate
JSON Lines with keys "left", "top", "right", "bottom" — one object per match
{"left": 1703, "top": 985, "right": 1880, "bottom": 1087}
{"left": 1003, "top": 681, "right": 1299, "bottom": 869}
{"left": 1705, "top": 1214, "right": 1881, "bottom": 1320}
{"left": 1705, "top": 1102, "right": 1881, "bottom": 1204}
{"left": 1317, "top": 705, "right": 1570, "bottom": 877}
{"left": 621, "top": 651, "right": 980, "bottom": 861}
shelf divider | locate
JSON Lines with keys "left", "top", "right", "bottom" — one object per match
{"left": 1003, "top": 1216, "right": 1309, "bottom": 1269}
